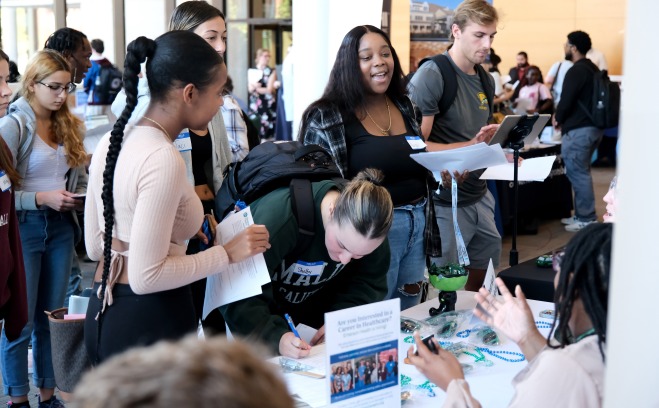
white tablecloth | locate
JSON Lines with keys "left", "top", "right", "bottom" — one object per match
{"left": 287, "top": 291, "right": 555, "bottom": 408}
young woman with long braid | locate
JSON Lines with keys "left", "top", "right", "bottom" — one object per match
{"left": 110, "top": 1, "right": 250, "bottom": 331}
{"left": 83, "top": 31, "right": 269, "bottom": 364}
{"left": 0, "top": 49, "right": 87, "bottom": 408}
{"left": 408, "top": 222, "right": 612, "bottom": 407}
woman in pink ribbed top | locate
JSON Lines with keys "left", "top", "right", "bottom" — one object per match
{"left": 83, "top": 31, "right": 270, "bottom": 364}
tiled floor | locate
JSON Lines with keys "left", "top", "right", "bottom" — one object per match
{"left": 0, "top": 166, "right": 615, "bottom": 406}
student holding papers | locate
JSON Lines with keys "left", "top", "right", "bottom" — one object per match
{"left": 84, "top": 32, "right": 269, "bottom": 364}
{"left": 408, "top": 0, "right": 505, "bottom": 290}
{"left": 407, "top": 223, "right": 611, "bottom": 407}
{"left": 220, "top": 169, "right": 393, "bottom": 358}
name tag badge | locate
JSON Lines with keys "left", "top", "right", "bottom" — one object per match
{"left": 406, "top": 136, "right": 427, "bottom": 150}
{"left": 291, "top": 260, "right": 326, "bottom": 277}
{"left": 0, "top": 171, "right": 11, "bottom": 192}
{"left": 174, "top": 130, "right": 192, "bottom": 152}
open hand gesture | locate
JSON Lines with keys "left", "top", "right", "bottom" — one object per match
{"left": 474, "top": 278, "right": 537, "bottom": 344}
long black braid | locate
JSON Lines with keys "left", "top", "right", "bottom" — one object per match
{"left": 95, "top": 37, "right": 155, "bottom": 364}
{"left": 549, "top": 222, "right": 612, "bottom": 360}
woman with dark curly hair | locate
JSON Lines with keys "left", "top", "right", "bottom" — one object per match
{"left": 300, "top": 25, "right": 441, "bottom": 310}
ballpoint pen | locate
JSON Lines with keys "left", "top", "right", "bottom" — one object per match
{"left": 284, "top": 313, "right": 301, "bottom": 339}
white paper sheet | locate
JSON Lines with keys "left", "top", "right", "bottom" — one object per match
{"left": 296, "top": 323, "right": 319, "bottom": 345}
{"left": 202, "top": 207, "right": 270, "bottom": 318}
{"left": 410, "top": 142, "right": 508, "bottom": 183}
{"left": 471, "top": 259, "right": 497, "bottom": 325}
{"left": 479, "top": 155, "right": 556, "bottom": 182}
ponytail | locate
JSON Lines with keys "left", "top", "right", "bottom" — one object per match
{"left": 97, "top": 37, "right": 156, "bottom": 360}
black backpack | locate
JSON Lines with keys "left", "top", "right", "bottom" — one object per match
{"left": 215, "top": 141, "right": 343, "bottom": 258}
{"left": 418, "top": 54, "right": 495, "bottom": 121}
{"left": 95, "top": 64, "right": 123, "bottom": 105}
{"left": 578, "top": 67, "right": 621, "bottom": 129}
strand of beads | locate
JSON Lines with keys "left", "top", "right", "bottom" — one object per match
{"left": 478, "top": 347, "right": 525, "bottom": 363}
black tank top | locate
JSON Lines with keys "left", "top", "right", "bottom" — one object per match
{"left": 344, "top": 114, "right": 427, "bottom": 206}
{"left": 189, "top": 129, "right": 212, "bottom": 187}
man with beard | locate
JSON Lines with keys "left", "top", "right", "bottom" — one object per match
{"left": 409, "top": 0, "right": 501, "bottom": 290}
{"left": 507, "top": 51, "right": 529, "bottom": 84}
{"left": 554, "top": 30, "right": 603, "bottom": 232}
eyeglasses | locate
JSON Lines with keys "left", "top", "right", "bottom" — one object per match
{"left": 38, "top": 81, "right": 76, "bottom": 95}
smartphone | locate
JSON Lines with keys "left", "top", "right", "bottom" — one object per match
{"left": 414, "top": 334, "right": 439, "bottom": 355}
{"left": 198, "top": 218, "right": 213, "bottom": 251}
{"left": 72, "top": 194, "right": 86, "bottom": 201}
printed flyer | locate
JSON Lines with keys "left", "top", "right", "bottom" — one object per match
{"left": 325, "top": 299, "right": 400, "bottom": 407}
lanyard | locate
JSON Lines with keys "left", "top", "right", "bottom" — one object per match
{"left": 452, "top": 178, "right": 470, "bottom": 266}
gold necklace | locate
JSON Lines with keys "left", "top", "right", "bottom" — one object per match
{"left": 364, "top": 96, "right": 392, "bottom": 136}
{"left": 142, "top": 116, "right": 171, "bottom": 140}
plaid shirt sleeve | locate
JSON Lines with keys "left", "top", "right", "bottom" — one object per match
{"left": 221, "top": 96, "right": 249, "bottom": 162}
{"left": 300, "top": 106, "right": 349, "bottom": 177}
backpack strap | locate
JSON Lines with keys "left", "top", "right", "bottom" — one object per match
{"left": 286, "top": 178, "right": 315, "bottom": 264}
{"left": 552, "top": 62, "right": 562, "bottom": 93}
{"left": 420, "top": 54, "right": 493, "bottom": 121}
{"left": 577, "top": 63, "right": 600, "bottom": 123}
{"left": 419, "top": 54, "right": 458, "bottom": 119}
{"left": 8, "top": 113, "right": 27, "bottom": 165}
{"left": 475, "top": 63, "right": 495, "bottom": 122}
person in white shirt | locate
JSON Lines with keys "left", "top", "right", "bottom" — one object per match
{"left": 407, "top": 222, "right": 611, "bottom": 408}
{"left": 586, "top": 48, "right": 608, "bottom": 70}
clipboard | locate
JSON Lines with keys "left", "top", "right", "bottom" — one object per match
{"left": 489, "top": 114, "right": 551, "bottom": 147}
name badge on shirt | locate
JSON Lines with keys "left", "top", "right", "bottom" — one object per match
{"left": 174, "top": 130, "right": 192, "bottom": 152}
{"left": 291, "top": 260, "right": 326, "bottom": 277}
{"left": 406, "top": 136, "right": 426, "bottom": 150}
{"left": 0, "top": 171, "right": 11, "bottom": 192}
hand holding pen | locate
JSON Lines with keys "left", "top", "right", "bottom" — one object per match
{"left": 279, "top": 313, "right": 311, "bottom": 358}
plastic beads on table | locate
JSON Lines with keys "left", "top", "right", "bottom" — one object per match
{"left": 478, "top": 347, "right": 525, "bottom": 363}
{"left": 535, "top": 320, "right": 553, "bottom": 329}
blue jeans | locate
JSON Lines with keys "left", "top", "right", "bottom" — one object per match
{"left": 562, "top": 127, "right": 603, "bottom": 222}
{"left": 384, "top": 199, "right": 426, "bottom": 310}
{"left": 64, "top": 252, "right": 83, "bottom": 307}
{"left": 1, "top": 209, "right": 74, "bottom": 396}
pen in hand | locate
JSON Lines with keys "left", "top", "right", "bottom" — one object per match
{"left": 285, "top": 313, "right": 302, "bottom": 339}
{"left": 281, "top": 313, "right": 311, "bottom": 357}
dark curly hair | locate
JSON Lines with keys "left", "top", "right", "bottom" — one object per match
{"left": 299, "top": 25, "right": 407, "bottom": 138}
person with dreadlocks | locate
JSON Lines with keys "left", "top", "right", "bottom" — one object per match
{"left": 44, "top": 28, "right": 92, "bottom": 85}
{"left": 408, "top": 222, "right": 611, "bottom": 407}
{"left": 83, "top": 31, "right": 269, "bottom": 365}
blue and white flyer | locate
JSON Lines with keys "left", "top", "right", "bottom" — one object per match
{"left": 325, "top": 299, "right": 400, "bottom": 407}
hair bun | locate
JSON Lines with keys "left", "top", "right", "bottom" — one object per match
{"left": 355, "top": 168, "right": 384, "bottom": 186}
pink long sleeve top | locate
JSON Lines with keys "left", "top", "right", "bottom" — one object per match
{"left": 85, "top": 125, "right": 229, "bottom": 295}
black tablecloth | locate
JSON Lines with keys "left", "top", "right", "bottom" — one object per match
{"left": 496, "top": 144, "right": 573, "bottom": 235}
{"left": 498, "top": 256, "right": 556, "bottom": 302}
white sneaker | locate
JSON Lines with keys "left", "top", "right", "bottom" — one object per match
{"left": 561, "top": 216, "right": 578, "bottom": 225}
{"left": 565, "top": 220, "right": 597, "bottom": 232}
